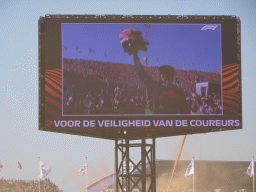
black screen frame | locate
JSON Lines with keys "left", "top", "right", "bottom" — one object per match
{"left": 39, "top": 15, "right": 242, "bottom": 140}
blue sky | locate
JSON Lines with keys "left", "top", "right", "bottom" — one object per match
{"left": 62, "top": 23, "right": 221, "bottom": 72}
{"left": 0, "top": 0, "right": 256, "bottom": 192}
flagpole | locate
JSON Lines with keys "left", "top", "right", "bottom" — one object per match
{"left": 193, "top": 157, "right": 194, "bottom": 192}
{"left": 86, "top": 157, "right": 88, "bottom": 192}
{"left": 38, "top": 157, "right": 40, "bottom": 192}
{"left": 253, "top": 156, "right": 255, "bottom": 192}
{"left": 193, "top": 171, "right": 194, "bottom": 192}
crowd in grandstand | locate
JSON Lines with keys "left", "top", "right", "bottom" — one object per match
{"left": 186, "top": 92, "right": 222, "bottom": 114}
{"left": 0, "top": 178, "right": 64, "bottom": 192}
{"left": 63, "top": 58, "right": 222, "bottom": 115}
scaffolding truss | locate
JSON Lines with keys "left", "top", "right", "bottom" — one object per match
{"left": 115, "top": 138, "right": 156, "bottom": 192}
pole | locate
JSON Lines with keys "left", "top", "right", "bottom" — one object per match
{"left": 193, "top": 157, "right": 194, "bottom": 192}
{"left": 193, "top": 171, "right": 194, "bottom": 192}
{"left": 141, "top": 139, "right": 146, "bottom": 192}
{"left": 153, "top": 138, "right": 156, "bottom": 192}
{"left": 122, "top": 139, "right": 124, "bottom": 190}
{"left": 38, "top": 157, "right": 40, "bottom": 192}
{"left": 113, "top": 146, "right": 115, "bottom": 192}
{"left": 126, "top": 138, "right": 130, "bottom": 192}
{"left": 86, "top": 157, "right": 88, "bottom": 192}
{"left": 253, "top": 169, "right": 255, "bottom": 192}
{"left": 253, "top": 156, "right": 255, "bottom": 192}
{"left": 115, "top": 140, "right": 118, "bottom": 192}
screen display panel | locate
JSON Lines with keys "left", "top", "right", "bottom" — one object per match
{"left": 39, "top": 15, "right": 242, "bottom": 139}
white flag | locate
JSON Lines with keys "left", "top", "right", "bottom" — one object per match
{"left": 123, "top": 159, "right": 134, "bottom": 175}
{"left": 185, "top": 158, "right": 194, "bottom": 178}
{"left": 79, "top": 159, "right": 88, "bottom": 176}
{"left": 129, "top": 161, "right": 134, "bottom": 174}
{"left": 246, "top": 157, "right": 255, "bottom": 177}
{"left": 39, "top": 160, "right": 51, "bottom": 179}
{"left": 18, "top": 161, "right": 22, "bottom": 170}
{"left": 123, "top": 164, "right": 126, "bottom": 175}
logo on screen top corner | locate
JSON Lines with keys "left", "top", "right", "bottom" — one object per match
{"left": 45, "top": 120, "right": 53, "bottom": 127}
{"left": 201, "top": 25, "right": 218, "bottom": 30}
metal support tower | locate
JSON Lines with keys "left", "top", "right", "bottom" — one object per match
{"left": 115, "top": 138, "right": 156, "bottom": 192}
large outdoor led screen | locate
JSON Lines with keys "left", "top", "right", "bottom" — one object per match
{"left": 39, "top": 15, "right": 242, "bottom": 140}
